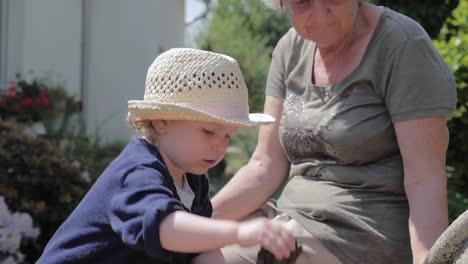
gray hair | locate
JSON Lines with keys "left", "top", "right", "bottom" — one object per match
{"left": 127, "top": 112, "right": 158, "bottom": 145}
{"left": 261, "top": 0, "right": 282, "bottom": 10}
{"left": 260, "top": 0, "right": 365, "bottom": 10}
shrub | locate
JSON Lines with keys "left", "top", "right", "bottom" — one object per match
{"left": 0, "top": 121, "right": 91, "bottom": 263}
{"left": 433, "top": 0, "right": 468, "bottom": 221}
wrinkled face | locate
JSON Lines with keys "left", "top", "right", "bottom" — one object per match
{"left": 284, "top": 0, "right": 359, "bottom": 47}
{"left": 152, "top": 120, "right": 237, "bottom": 177}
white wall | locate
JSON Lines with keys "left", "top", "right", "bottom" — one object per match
{"left": 22, "top": 0, "right": 82, "bottom": 98}
{"left": 2, "top": 0, "right": 185, "bottom": 141}
{"left": 83, "top": 0, "right": 185, "bottom": 141}
{"left": 2, "top": 0, "right": 25, "bottom": 88}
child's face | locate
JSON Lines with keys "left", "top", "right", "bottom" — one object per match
{"left": 153, "top": 120, "right": 238, "bottom": 177}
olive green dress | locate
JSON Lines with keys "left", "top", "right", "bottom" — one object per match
{"left": 266, "top": 8, "right": 457, "bottom": 264}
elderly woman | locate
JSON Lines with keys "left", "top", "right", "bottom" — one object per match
{"left": 212, "top": 0, "right": 457, "bottom": 263}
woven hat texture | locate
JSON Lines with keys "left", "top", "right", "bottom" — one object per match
{"left": 128, "top": 48, "right": 274, "bottom": 127}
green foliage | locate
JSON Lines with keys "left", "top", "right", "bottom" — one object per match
{"left": 198, "top": 0, "right": 290, "bottom": 187}
{"left": 0, "top": 76, "right": 124, "bottom": 263}
{"left": 60, "top": 135, "right": 125, "bottom": 183}
{"left": 433, "top": 0, "right": 468, "bottom": 220}
{"left": 0, "top": 121, "right": 124, "bottom": 262}
{"left": 196, "top": 0, "right": 290, "bottom": 112}
{"left": 370, "top": 0, "right": 459, "bottom": 38}
{"left": 0, "top": 121, "right": 90, "bottom": 263}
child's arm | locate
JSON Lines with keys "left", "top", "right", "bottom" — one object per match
{"left": 159, "top": 211, "right": 295, "bottom": 260}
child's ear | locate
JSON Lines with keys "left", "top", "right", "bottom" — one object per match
{"left": 151, "top": 120, "right": 169, "bottom": 135}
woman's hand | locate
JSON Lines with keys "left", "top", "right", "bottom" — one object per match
{"left": 236, "top": 217, "right": 296, "bottom": 260}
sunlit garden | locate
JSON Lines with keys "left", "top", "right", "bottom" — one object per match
{"left": 1, "top": 0, "right": 467, "bottom": 263}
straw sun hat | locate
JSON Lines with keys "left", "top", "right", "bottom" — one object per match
{"left": 128, "top": 48, "right": 274, "bottom": 127}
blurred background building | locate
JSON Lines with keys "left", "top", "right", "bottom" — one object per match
{"left": 0, "top": 0, "right": 186, "bottom": 141}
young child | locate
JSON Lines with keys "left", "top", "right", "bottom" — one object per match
{"left": 37, "top": 48, "right": 296, "bottom": 264}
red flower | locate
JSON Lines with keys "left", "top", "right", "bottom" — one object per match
{"left": 21, "top": 97, "right": 34, "bottom": 106}
{"left": 36, "top": 90, "right": 51, "bottom": 109}
{"left": 0, "top": 99, "right": 5, "bottom": 107}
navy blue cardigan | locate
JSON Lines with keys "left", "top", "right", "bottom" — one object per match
{"left": 37, "top": 136, "right": 213, "bottom": 264}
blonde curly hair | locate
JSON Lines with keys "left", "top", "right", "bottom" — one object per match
{"left": 127, "top": 112, "right": 158, "bottom": 145}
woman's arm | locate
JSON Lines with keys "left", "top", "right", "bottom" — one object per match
{"left": 159, "top": 211, "right": 295, "bottom": 260}
{"left": 211, "top": 95, "right": 290, "bottom": 220}
{"left": 394, "top": 116, "right": 449, "bottom": 264}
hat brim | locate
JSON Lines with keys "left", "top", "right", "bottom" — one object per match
{"left": 128, "top": 101, "right": 275, "bottom": 127}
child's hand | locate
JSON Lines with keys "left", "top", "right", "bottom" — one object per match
{"left": 236, "top": 218, "right": 295, "bottom": 260}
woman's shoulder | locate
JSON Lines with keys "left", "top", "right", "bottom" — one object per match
{"left": 281, "top": 27, "right": 302, "bottom": 45}
{"left": 378, "top": 7, "right": 431, "bottom": 44}
{"left": 368, "top": 6, "right": 436, "bottom": 62}
{"left": 273, "top": 27, "right": 312, "bottom": 59}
